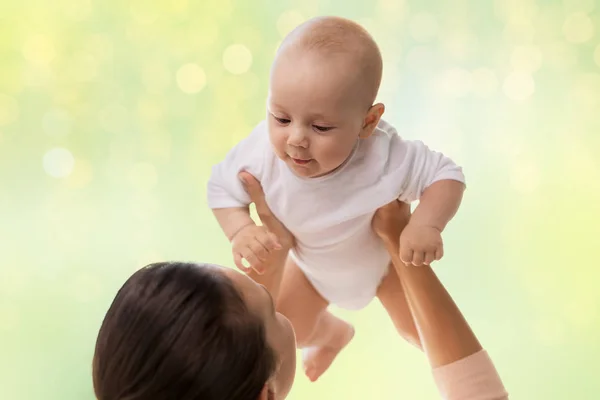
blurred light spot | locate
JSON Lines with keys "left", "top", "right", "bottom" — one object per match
{"left": 67, "top": 158, "right": 93, "bottom": 188}
{"left": 436, "top": 68, "right": 472, "bottom": 98}
{"left": 481, "top": 127, "right": 522, "bottom": 157}
{"left": 142, "top": 62, "right": 171, "bottom": 93}
{"left": 188, "top": 20, "right": 220, "bottom": 50}
{"left": 22, "top": 34, "right": 56, "bottom": 65}
{"left": 176, "top": 63, "right": 206, "bottom": 94}
{"left": 561, "top": 141, "right": 599, "bottom": 186}
{"left": 72, "top": 274, "right": 102, "bottom": 303}
{"left": 405, "top": 46, "right": 435, "bottom": 73}
{"left": 503, "top": 72, "right": 535, "bottom": 102}
{"left": 70, "top": 54, "right": 97, "bottom": 82}
{"left": 214, "top": 0, "right": 233, "bottom": 18}
{"left": 380, "top": 60, "right": 401, "bottom": 94}
{"left": 88, "top": 34, "right": 113, "bottom": 62}
{"left": 235, "top": 26, "right": 263, "bottom": 52}
{"left": 129, "top": 162, "right": 158, "bottom": 191}
{"left": 276, "top": 10, "right": 305, "bottom": 37}
{"left": 408, "top": 13, "right": 439, "bottom": 42}
{"left": 99, "top": 103, "right": 129, "bottom": 133}
{"left": 510, "top": 45, "right": 543, "bottom": 73}
{"left": 563, "top": 0, "right": 596, "bottom": 14}
{"left": 0, "top": 94, "right": 19, "bottom": 126}
{"left": 569, "top": 73, "right": 600, "bottom": 114}
{"left": 42, "top": 109, "right": 71, "bottom": 137}
{"left": 43, "top": 147, "right": 75, "bottom": 178}
{"left": 594, "top": 44, "right": 600, "bottom": 68}
{"left": 131, "top": 195, "right": 159, "bottom": 221}
{"left": 130, "top": 0, "right": 159, "bottom": 25}
{"left": 503, "top": 21, "right": 535, "bottom": 43}
{"left": 543, "top": 41, "right": 578, "bottom": 70}
{"left": 509, "top": 159, "right": 540, "bottom": 193}
{"left": 377, "top": 0, "right": 410, "bottom": 23}
{"left": 441, "top": 32, "right": 476, "bottom": 61}
{"left": 137, "top": 96, "right": 165, "bottom": 122}
{"left": 170, "top": 0, "right": 188, "bottom": 14}
{"left": 536, "top": 4, "right": 565, "bottom": 39}
{"left": 145, "top": 133, "right": 172, "bottom": 163}
{"left": 494, "top": 0, "right": 539, "bottom": 23}
{"left": 22, "top": 64, "right": 55, "bottom": 87}
{"left": 62, "top": 0, "right": 92, "bottom": 21}
{"left": 238, "top": 72, "right": 260, "bottom": 99}
{"left": 223, "top": 44, "right": 253, "bottom": 75}
{"left": 563, "top": 13, "right": 594, "bottom": 43}
{"left": 471, "top": 68, "right": 498, "bottom": 98}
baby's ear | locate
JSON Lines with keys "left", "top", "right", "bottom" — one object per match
{"left": 359, "top": 103, "right": 385, "bottom": 138}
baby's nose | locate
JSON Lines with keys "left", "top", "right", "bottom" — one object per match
{"left": 287, "top": 128, "right": 308, "bottom": 147}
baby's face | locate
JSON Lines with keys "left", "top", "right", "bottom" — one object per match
{"left": 267, "top": 52, "right": 367, "bottom": 178}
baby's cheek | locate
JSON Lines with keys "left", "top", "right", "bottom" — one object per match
{"left": 269, "top": 131, "right": 286, "bottom": 155}
{"left": 323, "top": 142, "right": 352, "bottom": 163}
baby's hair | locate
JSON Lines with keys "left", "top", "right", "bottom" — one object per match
{"left": 280, "top": 16, "right": 383, "bottom": 106}
{"left": 92, "top": 262, "right": 277, "bottom": 400}
{"left": 297, "top": 16, "right": 376, "bottom": 53}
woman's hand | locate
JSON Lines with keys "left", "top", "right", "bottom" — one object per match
{"left": 238, "top": 171, "right": 295, "bottom": 251}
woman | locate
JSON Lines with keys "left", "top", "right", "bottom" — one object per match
{"left": 92, "top": 173, "right": 508, "bottom": 400}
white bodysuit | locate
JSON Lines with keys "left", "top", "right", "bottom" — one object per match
{"left": 207, "top": 119, "right": 465, "bottom": 310}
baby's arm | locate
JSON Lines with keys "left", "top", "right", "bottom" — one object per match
{"left": 392, "top": 138, "right": 466, "bottom": 265}
{"left": 212, "top": 207, "right": 255, "bottom": 242}
{"left": 207, "top": 122, "right": 280, "bottom": 272}
{"left": 207, "top": 122, "right": 267, "bottom": 236}
{"left": 411, "top": 178, "right": 465, "bottom": 232}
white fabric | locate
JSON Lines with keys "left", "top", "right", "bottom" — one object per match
{"left": 207, "top": 119, "right": 465, "bottom": 309}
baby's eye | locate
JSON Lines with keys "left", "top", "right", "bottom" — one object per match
{"left": 314, "top": 125, "right": 333, "bottom": 132}
{"left": 273, "top": 116, "right": 290, "bottom": 125}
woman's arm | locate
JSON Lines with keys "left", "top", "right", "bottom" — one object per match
{"left": 373, "top": 201, "right": 508, "bottom": 399}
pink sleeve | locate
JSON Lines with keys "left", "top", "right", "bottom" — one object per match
{"left": 432, "top": 350, "right": 509, "bottom": 400}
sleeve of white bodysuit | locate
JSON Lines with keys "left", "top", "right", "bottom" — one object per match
{"left": 389, "top": 137, "right": 466, "bottom": 203}
{"left": 206, "top": 122, "right": 270, "bottom": 209}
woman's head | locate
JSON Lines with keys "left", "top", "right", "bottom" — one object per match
{"left": 93, "top": 262, "right": 296, "bottom": 400}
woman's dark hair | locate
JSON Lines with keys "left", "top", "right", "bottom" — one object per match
{"left": 93, "top": 262, "right": 277, "bottom": 400}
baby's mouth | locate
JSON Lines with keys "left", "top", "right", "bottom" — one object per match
{"left": 290, "top": 157, "right": 312, "bottom": 165}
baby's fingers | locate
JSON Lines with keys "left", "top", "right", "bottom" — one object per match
{"left": 435, "top": 245, "right": 444, "bottom": 261}
{"left": 424, "top": 251, "right": 436, "bottom": 266}
{"left": 411, "top": 252, "right": 425, "bottom": 267}
{"left": 400, "top": 247, "right": 414, "bottom": 266}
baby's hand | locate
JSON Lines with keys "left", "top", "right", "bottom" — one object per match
{"left": 231, "top": 224, "right": 282, "bottom": 274}
{"left": 399, "top": 222, "right": 444, "bottom": 266}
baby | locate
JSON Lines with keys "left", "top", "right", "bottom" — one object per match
{"left": 207, "top": 16, "right": 466, "bottom": 381}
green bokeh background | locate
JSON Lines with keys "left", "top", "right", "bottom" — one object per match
{"left": 1, "top": 0, "right": 599, "bottom": 399}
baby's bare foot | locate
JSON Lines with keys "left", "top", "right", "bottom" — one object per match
{"left": 302, "top": 320, "right": 355, "bottom": 382}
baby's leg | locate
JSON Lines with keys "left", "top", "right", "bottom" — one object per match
{"left": 277, "top": 257, "right": 355, "bottom": 382}
{"left": 377, "top": 265, "right": 422, "bottom": 349}
{"left": 375, "top": 201, "right": 423, "bottom": 349}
